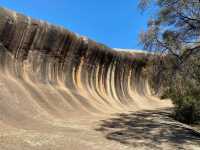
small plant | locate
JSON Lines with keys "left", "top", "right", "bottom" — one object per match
{"left": 174, "top": 96, "right": 200, "bottom": 124}
{"left": 161, "top": 56, "right": 200, "bottom": 124}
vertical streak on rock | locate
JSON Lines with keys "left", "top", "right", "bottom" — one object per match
{"left": 0, "top": 7, "right": 159, "bottom": 117}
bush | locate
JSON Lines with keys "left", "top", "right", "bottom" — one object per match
{"left": 172, "top": 91, "right": 200, "bottom": 124}
{"left": 160, "top": 55, "right": 200, "bottom": 124}
{"left": 162, "top": 76, "right": 200, "bottom": 124}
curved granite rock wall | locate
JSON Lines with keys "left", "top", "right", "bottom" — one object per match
{"left": 0, "top": 8, "right": 168, "bottom": 126}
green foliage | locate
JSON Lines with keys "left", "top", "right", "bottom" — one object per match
{"left": 163, "top": 82, "right": 200, "bottom": 124}
{"left": 139, "top": 0, "right": 200, "bottom": 124}
{"left": 174, "top": 97, "right": 200, "bottom": 124}
{"left": 138, "top": 0, "right": 200, "bottom": 62}
{"left": 161, "top": 55, "right": 200, "bottom": 124}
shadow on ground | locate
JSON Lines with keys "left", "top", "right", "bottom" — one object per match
{"left": 95, "top": 108, "right": 200, "bottom": 149}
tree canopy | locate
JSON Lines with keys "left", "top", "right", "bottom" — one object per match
{"left": 138, "top": 0, "right": 200, "bottom": 124}
{"left": 139, "top": 0, "right": 200, "bottom": 64}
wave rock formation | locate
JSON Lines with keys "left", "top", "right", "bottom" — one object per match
{"left": 0, "top": 7, "right": 171, "bottom": 150}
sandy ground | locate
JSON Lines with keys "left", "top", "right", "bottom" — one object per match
{"left": 0, "top": 107, "right": 200, "bottom": 150}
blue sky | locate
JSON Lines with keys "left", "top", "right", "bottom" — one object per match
{"left": 0, "top": 0, "right": 153, "bottom": 49}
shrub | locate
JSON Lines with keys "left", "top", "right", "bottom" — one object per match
{"left": 161, "top": 83, "right": 200, "bottom": 124}
{"left": 174, "top": 96, "right": 200, "bottom": 124}
{"left": 160, "top": 55, "right": 200, "bottom": 124}
{"left": 169, "top": 84, "right": 200, "bottom": 124}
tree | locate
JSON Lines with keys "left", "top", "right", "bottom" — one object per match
{"left": 138, "top": 0, "right": 200, "bottom": 124}
{"left": 139, "top": 0, "right": 200, "bottom": 64}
